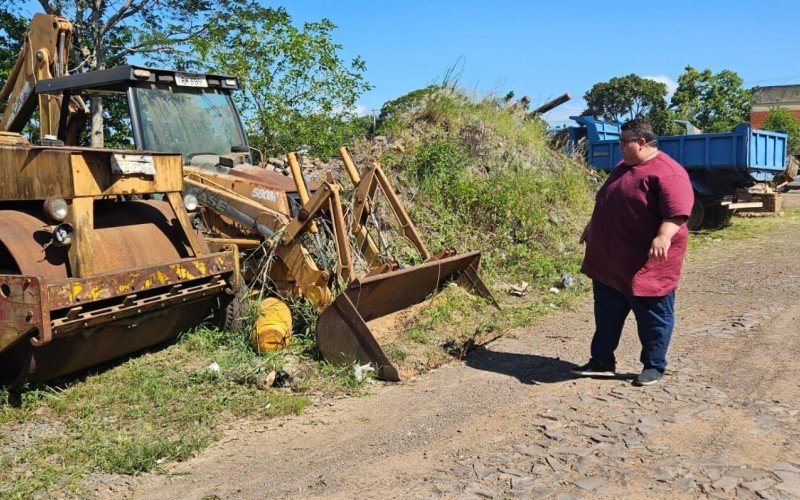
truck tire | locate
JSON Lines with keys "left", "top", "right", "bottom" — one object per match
{"left": 704, "top": 201, "right": 732, "bottom": 229}
{"left": 688, "top": 196, "right": 705, "bottom": 231}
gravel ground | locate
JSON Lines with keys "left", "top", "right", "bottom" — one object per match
{"left": 128, "top": 207, "right": 800, "bottom": 500}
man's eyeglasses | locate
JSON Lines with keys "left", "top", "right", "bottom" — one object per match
{"left": 619, "top": 137, "right": 640, "bottom": 145}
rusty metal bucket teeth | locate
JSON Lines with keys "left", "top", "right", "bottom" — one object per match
{"left": 316, "top": 251, "right": 496, "bottom": 380}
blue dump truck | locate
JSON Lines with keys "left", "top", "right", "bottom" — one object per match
{"left": 567, "top": 116, "right": 789, "bottom": 229}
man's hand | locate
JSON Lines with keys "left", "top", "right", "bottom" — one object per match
{"left": 649, "top": 235, "right": 672, "bottom": 261}
{"left": 579, "top": 223, "right": 591, "bottom": 244}
{"left": 649, "top": 216, "right": 687, "bottom": 261}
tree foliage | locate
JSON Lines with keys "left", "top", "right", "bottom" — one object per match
{"left": 0, "top": 9, "right": 25, "bottom": 88}
{"left": 670, "top": 66, "right": 750, "bottom": 133}
{"left": 762, "top": 107, "right": 800, "bottom": 154}
{"left": 583, "top": 74, "right": 678, "bottom": 135}
{"left": 190, "top": 5, "right": 371, "bottom": 159}
{"left": 584, "top": 74, "right": 666, "bottom": 121}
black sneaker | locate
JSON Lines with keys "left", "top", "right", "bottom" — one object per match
{"left": 633, "top": 368, "right": 663, "bottom": 386}
{"left": 571, "top": 361, "right": 615, "bottom": 378}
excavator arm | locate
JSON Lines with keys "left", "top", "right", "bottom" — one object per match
{"left": 0, "top": 13, "right": 87, "bottom": 142}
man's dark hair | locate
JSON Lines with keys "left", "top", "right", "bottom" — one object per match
{"left": 621, "top": 117, "right": 658, "bottom": 145}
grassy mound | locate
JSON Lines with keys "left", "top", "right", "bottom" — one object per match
{"left": 365, "top": 86, "right": 595, "bottom": 284}
{"left": 342, "top": 86, "right": 597, "bottom": 373}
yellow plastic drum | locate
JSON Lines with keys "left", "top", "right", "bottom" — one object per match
{"left": 251, "top": 298, "right": 292, "bottom": 353}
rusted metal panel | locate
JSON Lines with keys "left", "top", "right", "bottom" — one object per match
{"left": 0, "top": 276, "right": 50, "bottom": 353}
{"left": 50, "top": 276, "right": 227, "bottom": 336}
{"left": 45, "top": 251, "right": 235, "bottom": 310}
{"left": 184, "top": 166, "right": 292, "bottom": 216}
{"left": 0, "top": 251, "right": 235, "bottom": 356}
{"left": 13, "top": 297, "right": 217, "bottom": 383}
{"left": 0, "top": 145, "right": 184, "bottom": 200}
{"left": 0, "top": 200, "right": 209, "bottom": 283}
{"left": 72, "top": 151, "right": 183, "bottom": 196}
{"left": 0, "top": 146, "right": 75, "bottom": 199}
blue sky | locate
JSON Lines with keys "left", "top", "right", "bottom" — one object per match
{"left": 283, "top": 0, "right": 800, "bottom": 126}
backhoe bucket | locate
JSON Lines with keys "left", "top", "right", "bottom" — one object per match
{"left": 316, "top": 251, "right": 496, "bottom": 380}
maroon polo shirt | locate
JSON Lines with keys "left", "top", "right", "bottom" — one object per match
{"left": 581, "top": 152, "right": 694, "bottom": 296}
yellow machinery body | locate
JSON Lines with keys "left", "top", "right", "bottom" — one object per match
{"left": 185, "top": 150, "right": 498, "bottom": 380}
{"left": 0, "top": 142, "right": 238, "bottom": 384}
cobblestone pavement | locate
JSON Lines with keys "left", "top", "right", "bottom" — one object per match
{"left": 409, "top": 350, "right": 800, "bottom": 499}
{"left": 132, "top": 216, "right": 800, "bottom": 499}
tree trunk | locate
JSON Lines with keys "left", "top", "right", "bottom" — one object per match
{"left": 90, "top": 96, "right": 104, "bottom": 147}
{"left": 89, "top": 22, "right": 106, "bottom": 148}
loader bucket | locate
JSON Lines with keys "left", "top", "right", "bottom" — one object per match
{"left": 316, "top": 250, "right": 496, "bottom": 380}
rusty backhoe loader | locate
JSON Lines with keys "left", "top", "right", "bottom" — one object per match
{"left": 26, "top": 39, "right": 496, "bottom": 379}
{"left": 183, "top": 145, "right": 497, "bottom": 379}
{"left": 0, "top": 14, "right": 239, "bottom": 384}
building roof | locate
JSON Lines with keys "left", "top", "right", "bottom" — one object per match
{"left": 751, "top": 85, "right": 800, "bottom": 105}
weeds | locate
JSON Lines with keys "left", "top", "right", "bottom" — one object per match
{"left": 0, "top": 334, "right": 310, "bottom": 497}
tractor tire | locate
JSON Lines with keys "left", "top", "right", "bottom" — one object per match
{"left": 214, "top": 285, "right": 251, "bottom": 333}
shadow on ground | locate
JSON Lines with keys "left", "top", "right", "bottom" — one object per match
{"left": 465, "top": 347, "right": 637, "bottom": 384}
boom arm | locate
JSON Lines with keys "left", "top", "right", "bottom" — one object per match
{"left": 0, "top": 13, "right": 87, "bottom": 141}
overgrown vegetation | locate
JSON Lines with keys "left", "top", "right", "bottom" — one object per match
{"left": 0, "top": 321, "right": 315, "bottom": 497}
{"left": 371, "top": 86, "right": 595, "bottom": 285}
{"left": 762, "top": 107, "right": 800, "bottom": 154}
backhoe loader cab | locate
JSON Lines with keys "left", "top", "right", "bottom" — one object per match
{"left": 36, "top": 65, "right": 300, "bottom": 217}
{"left": 36, "top": 65, "right": 248, "bottom": 160}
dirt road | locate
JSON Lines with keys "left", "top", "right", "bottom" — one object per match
{"left": 132, "top": 204, "right": 800, "bottom": 499}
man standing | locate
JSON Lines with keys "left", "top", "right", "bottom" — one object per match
{"left": 572, "top": 117, "right": 694, "bottom": 386}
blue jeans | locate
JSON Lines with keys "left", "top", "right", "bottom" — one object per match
{"left": 590, "top": 280, "right": 675, "bottom": 372}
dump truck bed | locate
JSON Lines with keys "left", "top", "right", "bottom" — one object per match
{"left": 572, "top": 117, "right": 788, "bottom": 177}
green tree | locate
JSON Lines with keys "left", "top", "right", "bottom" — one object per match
{"left": 190, "top": 6, "right": 371, "bottom": 159}
{"left": 0, "top": 9, "right": 25, "bottom": 88}
{"left": 762, "top": 107, "right": 800, "bottom": 154}
{"left": 583, "top": 74, "right": 678, "bottom": 135}
{"left": 670, "top": 66, "right": 750, "bottom": 132}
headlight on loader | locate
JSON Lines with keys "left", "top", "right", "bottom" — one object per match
{"left": 52, "top": 223, "right": 74, "bottom": 246}
{"left": 183, "top": 193, "right": 198, "bottom": 211}
{"left": 43, "top": 196, "right": 69, "bottom": 221}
